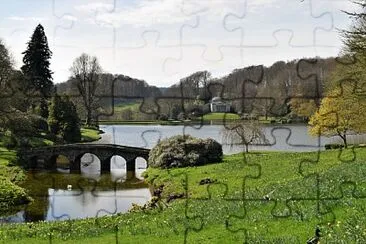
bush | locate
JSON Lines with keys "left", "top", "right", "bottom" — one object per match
{"left": 3, "top": 135, "right": 18, "bottom": 149}
{"left": 158, "top": 113, "right": 169, "bottom": 121}
{"left": 324, "top": 143, "right": 344, "bottom": 150}
{"left": 0, "top": 177, "right": 32, "bottom": 211}
{"left": 29, "top": 115, "right": 49, "bottom": 132}
{"left": 148, "top": 135, "right": 223, "bottom": 168}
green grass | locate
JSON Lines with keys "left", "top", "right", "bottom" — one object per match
{"left": 201, "top": 112, "right": 240, "bottom": 121}
{"left": 0, "top": 136, "right": 30, "bottom": 212}
{"left": 2, "top": 148, "right": 366, "bottom": 242}
{"left": 114, "top": 102, "right": 140, "bottom": 112}
{"left": 80, "top": 128, "right": 102, "bottom": 142}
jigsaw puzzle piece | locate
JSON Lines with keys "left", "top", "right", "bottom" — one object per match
{"left": 225, "top": 0, "right": 334, "bottom": 47}
{"left": 180, "top": 0, "right": 246, "bottom": 62}
{"left": 222, "top": 152, "right": 263, "bottom": 241}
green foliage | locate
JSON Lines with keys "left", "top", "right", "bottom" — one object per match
{"left": 21, "top": 24, "right": 53, "bottom": 98}
{"left": 2, "top": 149, "right": 366, "bottom": 242}
{"left": 148, "top": 135, "right": 223, "bottom": 168}
{"left": 309, "top": 82, "right": 366, "bottom": 147}
{"left": 80, "top": 128, "right": 101, "bottom": 142}
{"left": 21, "top": 24, "right": 53, "bottom": 119}
{"left": 48, "top": 94, "right": 81, "bottom": 143}
{"left": 5, "top": 113, "right": 48, "bottom": 139}
{"left": 0, "top": 177, "right": 32, "bottom": 212}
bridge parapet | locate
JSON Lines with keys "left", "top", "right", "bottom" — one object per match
{"left": 20, "top": 143, "right": 151, "bottom": 173}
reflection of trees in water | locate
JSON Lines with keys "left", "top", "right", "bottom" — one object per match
{"left": 15, "top": 169, "right": 148, "bottom": 222}
{"left": 24, "top": 196, "right": 48, "bottom": 222}
{"left": 80, "top": 190, "right": 98, "bottom": 207}
{"left": 80, "top": 153, "right": 100, "bottom": 174}
{"left": 110, "top": 155, "right": 126, "bottom": 169}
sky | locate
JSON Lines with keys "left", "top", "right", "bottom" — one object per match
{"left": 0, "top": 0, "right": 359, "bottom": 87}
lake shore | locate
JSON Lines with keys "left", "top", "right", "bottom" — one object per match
{"left": 0, "top": 127, "right": 102, "bottom": 215}
{"left": 0, "top": 148, "right": 365, "bottom": 243}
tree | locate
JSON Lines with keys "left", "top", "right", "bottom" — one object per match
{"left": 0, "top": 39, "right": 14, "bottom": 126}
{"left": 309, "top": 1, "right": 366, "bottom": 148}
{"left": 309, "top": 83, "right": 366, "bottom": 148}
{"left": 341, "top": 1, "right": 366, "bottom": 56}
{"left": 48, "top": 93, "right": 81, "bottom": 143}
{"left": 21, "top": 24, "right": 53, "bottom": 118}
{"left": 221, "top": 119, "right": 267, "bottom": 153}
{"left": 289, "top": 98, "right": 317, "bottom": 120}
{"left": 70, "top": 53, "right": 102, "bottom": 126}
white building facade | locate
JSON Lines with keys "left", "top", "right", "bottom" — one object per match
{"left": 210, "top": 97, "right": 231, "bottom": 113}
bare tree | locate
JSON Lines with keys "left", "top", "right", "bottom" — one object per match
{"left": 221, "top": 119, "right": 266, "bottom": 153}
{"left": 70, "top": 53, "right": 102, "bottom": 126}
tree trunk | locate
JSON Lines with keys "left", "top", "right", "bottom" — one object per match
{"left": 86, "top": 109, "right": 92, "bottom": 126}
{"left": 245, "top": 144, "right": 249, "bottom": 153}
{"left": 342, "top": 134, "right": 348, "bottom": 149}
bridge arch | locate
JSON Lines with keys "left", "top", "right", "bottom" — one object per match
{"left": 110, "top": 155, "right": 126, "bottom": 170}
{"left": 74, "top": 153, "right": 101, "bottom": 174}
{"left": 49, "top": 154, "right": 71, "bottom": 170}
{"left": 135, "top": 157, "right": 148, "bottom": 169}
{"left": 135, "top": 157, "right": 148, "bottom": 180}
{"left": 21, "top": 144, "right": 150, "bottom": 173}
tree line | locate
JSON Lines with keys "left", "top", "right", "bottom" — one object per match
{"left": 57, "top": 56, "right": 338, "bottom": 122}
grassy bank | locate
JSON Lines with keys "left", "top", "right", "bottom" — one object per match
{"left": 1, "top": 148, "right": 366, "bottom": 243}
{"left": 0, "top": 136, "right": 30, "bottom": 213}
{"left": 80, "top": 127, "right": 102, "bottom": 142}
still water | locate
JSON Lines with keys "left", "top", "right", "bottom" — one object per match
{"left": 99, "top": 123, "right": 346, "bottom": 153}
{"left": 2, "top": 123, "right": 365, "bottom": 223}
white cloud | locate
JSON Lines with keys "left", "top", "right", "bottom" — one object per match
{"left": 62, "top": 15, "right": 78, "bottom": 22}
{"left": 7, "top": 16, "right": 46, "bottom": 22}
{"left": 74, "top": 0, "right": 246, "bottom": 28}
{"left": 74, "top": 2, "right": 115, "bottom": 13}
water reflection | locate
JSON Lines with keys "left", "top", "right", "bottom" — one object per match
{"left": 0, "top": 154, "right": 150, "bottom": 223}
{"left": 46, "top": 188, "right": 150, "bottom": 221}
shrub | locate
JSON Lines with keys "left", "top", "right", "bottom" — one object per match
{"left": 148, "top": 135, "right": 223, "bottom": 168}
{"left": 30, "top": 115, "right": 49, "bottom": 132}
{"left": 158, "top": 113, "right": 169, "bottom": 121}
{"left": 0, "top": 177, "right": 32, "bottom": 211}
{"left": 324, "top": 143, "right": 344, "bottom": 150}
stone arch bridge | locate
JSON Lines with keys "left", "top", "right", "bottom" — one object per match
{"left": 20, "top": 144, "right": 150, "bottom": 173}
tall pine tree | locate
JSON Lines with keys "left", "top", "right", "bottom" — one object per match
{"left": 21, "top": 24, "right": 53, "bottom": 118}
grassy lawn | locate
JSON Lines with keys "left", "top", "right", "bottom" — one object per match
{"left": 1, "top": 148, "right": 366, "bottom": 242}
{"left": 201, "top": 112, "right": 240, "bottom": 121}
{"left": 80, "top": 128, "right": 102, "bottom": 142}
{"left": 114, "top": 102, "right": 140, "bottom": 112}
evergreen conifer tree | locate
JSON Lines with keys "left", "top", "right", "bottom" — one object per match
{"left": 21, "top": 24, "right": 53, "bottom": 118}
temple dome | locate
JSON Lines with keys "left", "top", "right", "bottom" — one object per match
{"left": 211, "top": 97, "right": 222, "bottom": 102}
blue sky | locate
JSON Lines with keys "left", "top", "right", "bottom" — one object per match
{"left": 0, "top": 0, "right": 358, "bottom": 86}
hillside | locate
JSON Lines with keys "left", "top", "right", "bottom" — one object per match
{"left": 56, "top": 57, "right": 337, "bottom": 121}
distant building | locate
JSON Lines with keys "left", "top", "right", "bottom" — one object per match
{"left": 210, "top": 97, "right": 231, "bottom": 113}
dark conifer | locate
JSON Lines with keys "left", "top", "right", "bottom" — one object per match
{"left": 21, "top": 24, "right": 53, "bottom": 118}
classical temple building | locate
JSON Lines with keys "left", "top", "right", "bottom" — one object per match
{"left": 210, "top": 97, "right": 231, "bottom": 113}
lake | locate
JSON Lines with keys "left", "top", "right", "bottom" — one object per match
{"left": 98, "top": 123, "right": 342, "bottom": 153}
{"left": 2, "top": 123, "right": 364, "bottom": 223}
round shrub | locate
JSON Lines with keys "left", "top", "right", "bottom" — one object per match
{"left": 148, "top": 135, "right": 223, "bottom": 168}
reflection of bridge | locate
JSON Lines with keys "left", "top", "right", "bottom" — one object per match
{"left": 20, "top": 144, "right": 150, "bottom": 173}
